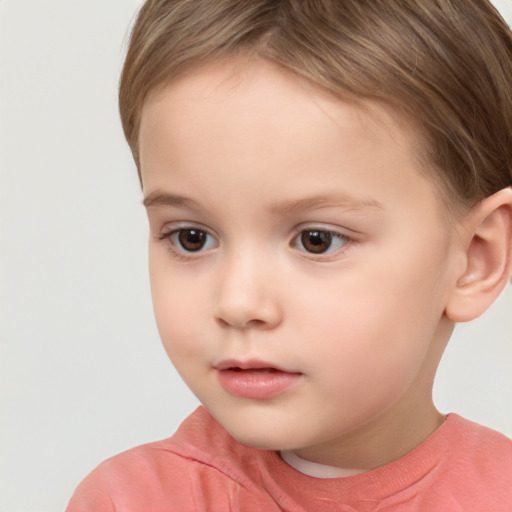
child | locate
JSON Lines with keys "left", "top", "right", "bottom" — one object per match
{"left": 67, "top": 0, "right": 512, "bottom": 510}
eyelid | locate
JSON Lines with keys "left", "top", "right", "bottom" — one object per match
{"left": 158, "top": 221, "right": 216, "bottom": 238}
{"left": 292, "top": 223, "right": 354, "bottom": 240}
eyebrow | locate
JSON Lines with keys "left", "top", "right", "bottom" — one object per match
{"left": 143, "top": 191, "right": 199, "bottom": 209}
{"left": 143, "top": 190, "right": 383, "bottom": 213}
{"left": 268, "top": 194, "right": 383, "bottom": 215}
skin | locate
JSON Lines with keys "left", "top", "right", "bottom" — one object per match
{"left": 139, "top": 57, "right": 467, "bottom": 471}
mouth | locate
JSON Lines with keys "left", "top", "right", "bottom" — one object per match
{"left": 228, "top": 367, "right": 279, "bottom": 373}
{"left": 214, "top": 359, "right": 298, "bottom": 372}
{"left": 214, "top": 359, "right": 302, "bottom": 399}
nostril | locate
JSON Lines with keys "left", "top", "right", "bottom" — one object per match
{"left": 215, "top": 317, "right": 266, "bottom": 329}
{"left": 213, "top": 289, "right": 283, "bottom": 330}
{"left": 216, "top": 317, "right": 230, "bottom": 327}
{"left": 247, "top": 319, "right": 266, "bottom": 327}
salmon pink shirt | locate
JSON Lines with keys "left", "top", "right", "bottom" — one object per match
{"left": 67, "top": 407, "right": 512, "bottom": 511}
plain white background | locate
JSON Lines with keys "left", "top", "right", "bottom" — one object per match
{"left": 0, "top": 1, "right": 511, "bottom": 510}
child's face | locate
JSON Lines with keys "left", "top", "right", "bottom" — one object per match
{"left": 140, "top": 58, "right": 462, "bottom": 467}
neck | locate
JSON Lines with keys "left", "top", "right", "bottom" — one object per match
{"left": 290, "top": 399, "right": 445, "bottom": 472}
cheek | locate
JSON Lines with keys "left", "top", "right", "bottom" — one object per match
{"left": 151, "top": 286, "right": 213, "bottom": 387}
{"left": 149, "top": 256, "right": 208, "bottom": 359}
{"left": 293, "top": 262, "right": 442, "bottom": 395}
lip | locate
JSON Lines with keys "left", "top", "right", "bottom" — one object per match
{"left": 214, "top": 359, "right": 302, "bottom": 400}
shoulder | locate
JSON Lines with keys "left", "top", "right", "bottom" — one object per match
{"left": 434, "top": 414, "right": 512, "bottom": 506}
{"left": 448, "top": 413, "right": 512, "bottom": 464}
{"left": 66, "top": 407, "right": 271, "bottom": 512}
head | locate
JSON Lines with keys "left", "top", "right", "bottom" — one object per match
{"left": 120, "top": 0, "right": 512, "bottom": 466}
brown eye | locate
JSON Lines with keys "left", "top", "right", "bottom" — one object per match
{"left": 175, "top": 229, "right": 210, "bottom": 251}
{"left": 296, "top": 229, "right": 349, "bottom": 255}
{"left": 300, "top": 230, "right": 333, "bottom": 253}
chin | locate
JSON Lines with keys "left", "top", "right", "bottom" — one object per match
{"left": 211, "top": 408, "right": 306, "bottom": 451}
{"left": 229, "top": 429, "right": 294, "bottom": 451}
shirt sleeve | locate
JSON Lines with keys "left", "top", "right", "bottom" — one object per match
{"left": 66, "top": 464, "right": 116, "bottom": 512}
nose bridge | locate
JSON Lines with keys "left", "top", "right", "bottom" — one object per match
{"left": 214, "top": 243, "right": 282, "bottom": 329}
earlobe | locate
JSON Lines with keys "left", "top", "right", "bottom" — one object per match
{"left": 445, "top": 187, "right": 512, "bottom": 323}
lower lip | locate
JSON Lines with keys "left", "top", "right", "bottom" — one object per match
{"left": 217, "top": 369, "right": 302, "bottom": 399}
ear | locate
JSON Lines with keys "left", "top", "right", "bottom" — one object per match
{"left": 445, "top": 187, "right": 512, "bottom": 322}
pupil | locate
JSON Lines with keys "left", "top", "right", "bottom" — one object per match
{"left": 301, "top": 230, "right": 332, "bottom": 254}
{"left": 179, "top": 229, "right": 206, "bottom": 251}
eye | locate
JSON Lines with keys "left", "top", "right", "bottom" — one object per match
{"left": 294, "top": 229, "right": 348, "bottom": 254}
{"left": 168, "top": 228, "right": 218, "bottom": 252}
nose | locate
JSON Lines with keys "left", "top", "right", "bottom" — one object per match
{"left": 213, "top": 250, "right": 283, "bottom": 330}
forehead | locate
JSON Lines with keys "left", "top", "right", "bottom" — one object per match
{"left": 141, "top": 58, "right": 416, "bottom": 168}
{"left": 147, "top": 58, "right": 407, "bottom": 127}
{"left": 139, "top": 57, "right": 449, "bottom": 227}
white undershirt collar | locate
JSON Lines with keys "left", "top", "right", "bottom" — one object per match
{"left": 280, "top": 450, "right": 367, "bottom": 478}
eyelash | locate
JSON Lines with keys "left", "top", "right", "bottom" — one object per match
{"left": 158, "top": 226, "right": 218, "bottom": 259}
{"left": 157, "top": 226, "right": 352, "bottom": 259}
{"left": 291, "top": 229, "right": 350, "bottom": 256}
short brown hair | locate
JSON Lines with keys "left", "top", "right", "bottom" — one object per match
{"left": 119, "top": 0, "right": 512, "bottom": 212}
